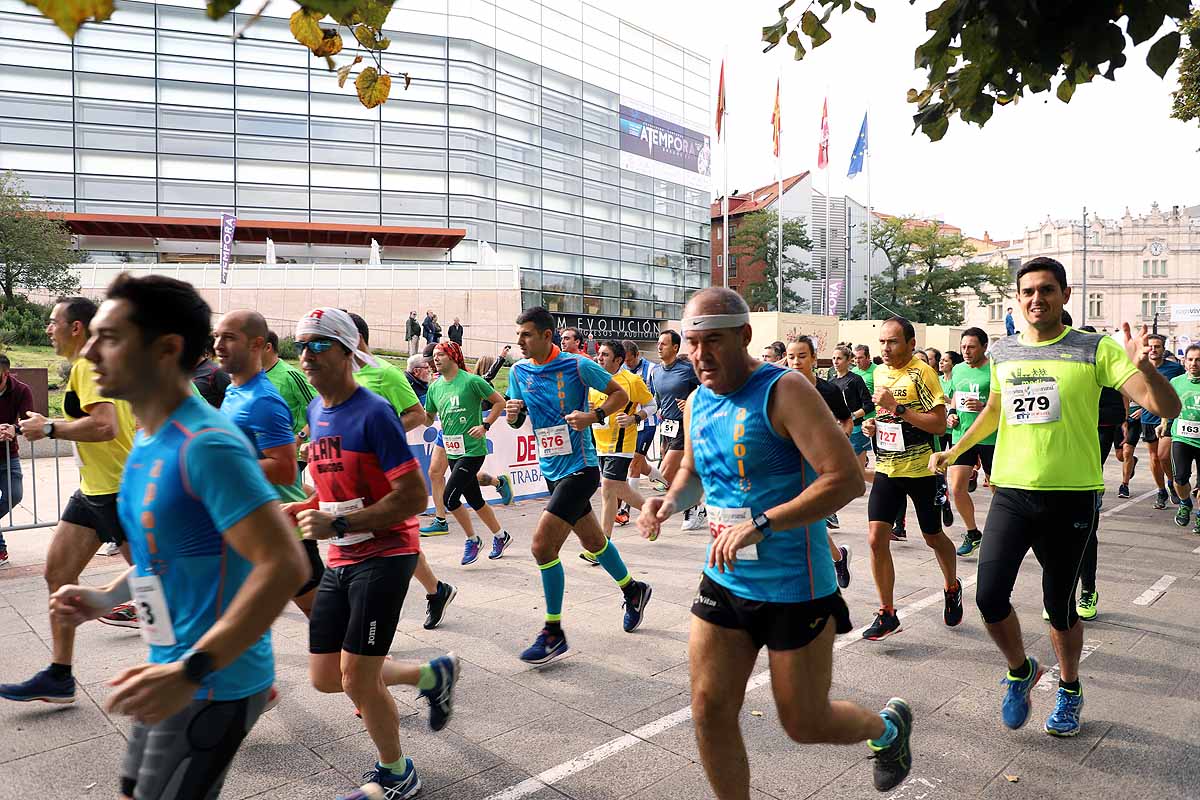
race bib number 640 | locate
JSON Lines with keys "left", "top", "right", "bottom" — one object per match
{"left": 1005, "top": 381, "right": 1061, "bottom": 425}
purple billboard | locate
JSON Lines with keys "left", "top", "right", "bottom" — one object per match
{"left": 619, "top": 105, "right": 711, "bottom": 177}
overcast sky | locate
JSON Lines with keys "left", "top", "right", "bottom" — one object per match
{"left": 609, "top": 0, "right": 1200, "bottom": 241}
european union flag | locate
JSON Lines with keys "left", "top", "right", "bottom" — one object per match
{"left": 847, "top": 112, "right": 868, "bottom": 178}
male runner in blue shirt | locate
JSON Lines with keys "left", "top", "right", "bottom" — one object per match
{"left": 505, "top": 307, "right": 653, "bottom": 664}
{"left": 48, "top": 273, "right": 307, "bottom": 800}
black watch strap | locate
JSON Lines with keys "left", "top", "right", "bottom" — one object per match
{"left": 183, "top": 649, "right": 215, "bottom": 685}
{"left": 752, "top": 512, "right": 771, "bottom": 538}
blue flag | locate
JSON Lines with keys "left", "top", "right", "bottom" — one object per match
{"left": 847, "top": 112, "right": 868, "bottom": 178}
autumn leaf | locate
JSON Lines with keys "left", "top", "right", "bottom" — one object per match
{"left": 353, "top": 24, "right": 390, "bottom": 51}
{"left": 337, "top": 55, "right": 363, "bottom": 88}
{"left": 312, "top": 27, "right": 343, "bottom": 57}
{"left": 289, "top": 8, "right": 324, "bottom": 50}
{"left": 25, "top": 0, "right": 115, "bottom": 37}
{"left": 205, "top": 0, "right": 238, "bottom": 20}
{"left": 355, "top": 67, "right": 391, "bottom": 108}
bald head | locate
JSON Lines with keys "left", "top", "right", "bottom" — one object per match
{"left": 221, "top": 309, "right": 268, "bottom": 340}
{"left": 684, "top": 287, "right": 750, "bottom": 320}
{"left": 213, "top": 309, "right": 269, "bottom": 380}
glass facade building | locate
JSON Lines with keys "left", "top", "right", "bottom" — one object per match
{"left": 0, "top": 0, "right": 711, "bottom": 324}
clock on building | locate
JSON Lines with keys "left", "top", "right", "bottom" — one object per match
{"left": 1150, "top": 241, "right": 1165, "bottom": 256}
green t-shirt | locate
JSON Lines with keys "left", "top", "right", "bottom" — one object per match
{"left": 1169, "top": 373, "right": 1200, "bottom": 447}
{"left": 354, "top": 361, "right": 420, "bottom": 418}
{"left": 851, "top": 363, "right": 878, "bottom": 419}
{"left": 424, "top": 370, "right": 493, "bottom": 458}
{"left": 949, "top": 360, "right": 996, "bottom": 445}
{"left": 264, "top": 358, "right": 316, "bottom": 438}
{"left": 989, "top": 327, "right": 1138, "bottom": 491}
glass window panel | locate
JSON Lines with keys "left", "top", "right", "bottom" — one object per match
{"left": 239, "top": 158, "right": 307, "bottom": 185}
{"left": 685, "top": 52, "right": 708, "bottom": 77}
{"left": 542, "top": 292, "right": 582, "bottom": 313}
{"left": 159, "top": 105, "right": 231, "bottom": 133}
{"left": 2, "top": 119, "right": 71, "bottom": 148}
{"left": 497, "top": 94, "right": 539, "bottom": 124}
{"left": 77, "top": 199, "right": 156, "bottom": 215}
{"left": 497, "top": 8, "right": 539, "bottom": 41}
{"left": 310, "top": 117, "right": 377, "bottom": 144}
{"left": 545, "top": 253, "right": 583, "bottom": 273}
{"left": 237, "top": 62, "right": 306, "bottom": 92}
{"left": 157, "top": 129, "right": 232, "bottom": 157}
{"left": 497, "top": 117, "right": 540, "bottom": 146}
{"left": 542, "top": 88, "right": 582, "bottom": 117}
{"left": 496, "top": 137, "right": 539, "bottom": 165}
{"left": 519, "top": 268, "right": 541, "bottom": 289}
{"left": 496, "top": 200, "right": 540, "bottom": 227}
{"left": 449, "top": 38, "right": 496, "bottom": 68}
{"left": 312, "top": 187, "right": 380, "bottom": 213}
{"left": 582, "top": 120, "right": 618, "bottom": 147}
{"left": 77, "top": 149, "right": 155, "bottom": 177}
{"left": 583, "top": 162, "right": 618, "bottom": 187}
{"left": 453, "top": 217, "right": 493, "bottom": 241}
{"left": 75, "top": 47, "right": 154, "bottom": 78}
{"left": 76, "top": 175, "right": 154, "bottom": 202}
{"left": 0, "top": 64, "right": 70, "bottom": 96}
{"left": 543, "top": 7, "right": 580, "bottom": 38}
{"left": 450, "top": 151, "right": 495, "bottom": 176}
{"left": 76, "top": 23, "right": 153, "bottom": 51}
{"left": 496, "top": 71, "right": 539, "bottom": 103}
{"left": 449, "top": 128, "right": 495, "bottom": 154}
{"left": 583, "top": 140, "right": 618, "bottom": 166}
{"left": 543, "top": 170, "right": 582, "bottom": 195}
{"left": 237, "top": 86, "right": 306, "bottom": 113}
{"left": 310, "top": 209, "right": 383, "bottom": 225}
{"left": 583, "top": 4, "right": 618, "bottom": 35}
{"left": 236, "top": 206, "right": 308, "bottom": 221}
{"left": 542, "top": 210, "right": 582, "bottom": 235}
{"left": 157, "top": 4, "right": 230, "bottom": 34}
{"left": 383, "top": 192, "right": 448, "bottom": 215}
{"left": 157, "top": 30, "right": 231, "bottom": 60}
{"left": 496, "top": 50, "right": 540, "bottom": 82}
{"left": 583, "top": 102, "right": 617, "bottom": 127}
{"left": 77, "top": 72, "right": 154, "bottom": 102}
{"left": 394, "top": 79, "right": 447, "bottom": 105}
{"left": 382, "top": 168, "right": 448, "bottom": 193}
{"left": 448, "top": 61, "right": 495, "bottom": 90}
{"left": 541, "top": 272, "right": 582, "bottom": 293}
{"left": 235, "top": 39, "right": 306, "bottom": 67}
{"left": 159, "top": 180, "right": 232, "bottom": 206}
{"left": 155, "top": 55, "right": 231, "bottom": 86}
{"left": 449, "top": 195, "right": 494, "bottom": 219}
{"left": 496, "top": 158, "right": 540, "bottom": 186}
{"left": 237, "top": 184, "right": 307, "bottom": 208}
{"left": 236, "top": 134, "right": 305, "bottom": 161}
{"left": 384, "top": 30, "right": 446, "bottom": 58}
{"left": 541, "top": 66, "right": 581, "bottom": 98}
{"left": 541, "top": 109, "right": 582, "bottom": 138}
{"left": 1, "top": 92, "right": 71, "bottom": 123}
{"left": 382, "top": 123, "right": 447, "bottom": 148}
{"left": 544, "top": 190, "right": 583, "bottom": 215}
{"left": 543, "top": 233, "right": 582, "bottom": 254}
{"left": 237, "top": 110, "right": 307, "bottom": 138}
{"left": 449, "top": 105, "right": 495, "bottom": 132}
{"left": 311, "top": 163, "right": 378, "bottom": 189}
{"left": 620, "top": 77, "right": 652, "bottom": 106}
{"left": 621, "top": 170, "right": 654, "bottom": 192}
{"left": 496, "top": 181, "right": 538, "bottom": 206}
{"left": 584, "top": 198, "right": 618, "bottom": 222}
{"left": 582, "top": 220, "right": 618, "bottom": 241}
{"left": 382, "top": 146, "right": 447, "bottom": 170}
{"left": 11, "top": 170, "right": 73, "bottom": 198}
{"left": 654, "top": 95, "right": 683, "bottom": 118}
{"left": 496, "top": 224, "right": 541, "bottom": 249}
{"left": 312, "top": 139, "right": 379, "bottom": 167}
{"left": 542, "top": 150, "right": 582, "bottom": 176}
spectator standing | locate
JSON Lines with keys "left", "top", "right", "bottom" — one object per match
{"left": 422, "top": 310, "right": 437, "bottom": 347}
{"left": 405, "top": 355, "right": 433, "bottom": 405}
{"left": 1004, "top": 307, "right": 1017, "bottom": 336}
{"left": 448, "top": 317, "right": 464, "bottom": 346}
{"left": 406, "top": 311, "right": 422, "bottom": 356}
{"left": 0, "top": 355, "right": 32, "bottom": 566}
{"left": 192, "top": 339, "right": 231, "bottom": 408}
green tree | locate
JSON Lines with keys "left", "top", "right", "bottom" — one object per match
{"left": 762, "top": 0, "right": 1195, "bottom": 141}
{"left": 729, "top": 210, "right": 815, "bottom": 313}
{"left": 1172, "top": 10, "right": 1200, "bottom": 126}
{"left": 846, "top": 215, "right": 1011, "bottom": 325}
{"left": 0, "top": 171, "right": 78, "bottom": 304}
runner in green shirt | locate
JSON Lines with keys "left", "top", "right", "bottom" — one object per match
{"left": 933, "top": 256, "right": 1179, "bottom": 739}
{"left": 851, "top": 345, "right": 879, "bottom": 419}
{"left": 424, "top": 341, "right": 512, "bottom": 566}
{"left": 945, "top": 328, "right": 996, "bottom": 557}
{"left": 1167, "top": 345, "right": 1200, "bottom": 531}
{"left": 264, "top": 331, "right": 317, "bottom": 440}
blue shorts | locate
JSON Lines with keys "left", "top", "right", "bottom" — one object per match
{"left": 636, "top": 426, "right": 656, "bottom": 456}
{"left": 849, "top": 426, "right": 872, "bottom": 455}
{"left": 435, "top": 429, "right": 444, "bottom": 449}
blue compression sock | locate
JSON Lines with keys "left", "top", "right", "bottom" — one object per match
{"left": 589, "top": 539, "right": 633, "bottom": 588}
{"left": 539, "top": 558, "right": 565, "bottom": 622}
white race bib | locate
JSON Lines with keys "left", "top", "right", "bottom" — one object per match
{"left": 128, "top": 574, "right": 176, "bottom": 647}
{"left": 705, "top": 505, "right": 756, "bottom": 561}
{"left": 659, "top": 419, "right": 680, "bottom": 439}
{"left": 955, "top": 391, "right": 980, "bottom": 411}
{"left": 1005, "top": 381, "right": 1061, "bottom": 425}
{"left": 319, "top": 497, "right": 373, "bottom": 546}
{"left": 1178, "top": 419, "right": 1200, "bottom": 439}
{"left": 443, "top": 434, "right": 466, "bottom": 457}
{"left": 535, "top": 424, "right": 573, "bottom": 457}
{"left": 876, "top": 421, "right": 906, "bottom": 452}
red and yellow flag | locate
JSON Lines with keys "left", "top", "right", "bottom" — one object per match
{"left": 771, "top": 79, "right": 781, "bottom": 157}
{"left": 817, "top": 97, "right": 830, "bottom": 169}
{"left": 716, "top": 60, "right": 726, "bottom": 141}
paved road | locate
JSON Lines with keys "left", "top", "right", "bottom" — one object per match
{"left": 1, "top": 457, "right": 1197, "bottom": 800}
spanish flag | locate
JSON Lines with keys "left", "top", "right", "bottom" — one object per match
{"left": 716, "top": 60, "right": 726, "bottom": 141}
{"left": 771, "top": 79, "right": 781, "bottom": 157}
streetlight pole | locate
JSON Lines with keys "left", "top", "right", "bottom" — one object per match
{"left": 846, "top": 219, "right": 856, "bottom": 317}
{"left": 1080, "top": 205, "right": 1087, "bottom": 327}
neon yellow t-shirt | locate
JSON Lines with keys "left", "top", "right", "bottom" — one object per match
{"left": 65, "top": 358, "right": 136, "bottom": 496}
{"left": 989, "top": 327, "right": 1138, "bottom": 491}
{"left": 588, "top": 369, "right": 652, "bottom": 456}
{"left": 872, "top": 356, "right": 946, "bottom": 478}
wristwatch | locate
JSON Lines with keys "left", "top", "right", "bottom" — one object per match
{"left": 752, "top": 512, "right": 772, "bottom": 540}
{"left": 483, "top": 421, "right": 492, "bottom": 431}
{"left": 593, "top": 407, "right": 607, "bottom": 424}
{"left": 331, "top": 515, "right": 350, "bottom": 538}
{"left": 182, "top": 649, "right": 215, "bottom": 685}
{"left": 43, "top": 421, "right": 55, "bottom": 439}
{"left": 895, "top": 404, "right": 909, "bottom": 417}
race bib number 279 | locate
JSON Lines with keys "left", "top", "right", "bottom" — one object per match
{"left": 1005, "top": 381, "right": 1061, "bottom": 425}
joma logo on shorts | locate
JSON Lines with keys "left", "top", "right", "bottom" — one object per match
{"left": 367, "top": 620, "right": 377, "bottom": 645}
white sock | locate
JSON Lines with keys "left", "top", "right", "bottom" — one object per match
{"left": 628, "top": 476, "right": 641, "bottom": 491}
{"left": 647, "top": 465, "right": 665, "bottom": 483}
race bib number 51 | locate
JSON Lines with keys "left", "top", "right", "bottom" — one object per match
{"left": 1005, "top": 381, "right": 1061, "bottom": 425}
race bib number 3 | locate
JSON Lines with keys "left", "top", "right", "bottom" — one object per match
{"left": 705, "top": 505, "right": 757, "bottom": 561}
{"left": 128, "top": 574, "right": 176, "bottom": 647}
{"left": 443, "top": 434, "right": 466, "bottom": 457}
{"left": 1005, "top": 381, "right": 1061, "bottom": 425}
{"left": 659, "top": 419, "right": 680, "bottom": 439}
{"left": 876, "top": 421, "right": 906, "bottom": 452}
{"left": 1177, "top": 419, "right": 1200, "bottom": 439}
{"left": 955, "top": 391, "right": 980, "bottom": 411}
{"left": 535, "top": 424, "right": 573, "bottom": 457}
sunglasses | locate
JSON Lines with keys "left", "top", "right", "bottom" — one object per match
{"left": 297, "top": 339, "right": 337, "bottom": 354}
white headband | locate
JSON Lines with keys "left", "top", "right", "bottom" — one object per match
{"left": 681, "top": 312, "right": 750, "bottom": 330}
{"left": 295, "top": 307, "right": 380, "bottom": 371}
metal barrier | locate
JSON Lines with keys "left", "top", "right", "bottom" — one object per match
{"left": 0, "top": 439, "right": 66, "bottom": 535}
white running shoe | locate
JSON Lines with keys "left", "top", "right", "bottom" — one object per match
{"left": 681, "top": 506, "right": 707, "bottom": 532}
{"left": 100, "top": 542, "right": 121, "bottom": 557}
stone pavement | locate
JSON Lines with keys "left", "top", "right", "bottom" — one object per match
{"left": 1, "top": 456, "right": 1198, "bottom": 800}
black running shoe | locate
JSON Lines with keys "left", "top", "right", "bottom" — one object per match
{"left": 1117, "top": 483, "right": 1130, "bottom": 499}
{"left": 862, "top": 609, "right": 902, "bottom": 640}
{"left": 944, "top": 577, "right": 964, "bottom": 627}
{"left": 890, "top": 523, "right": 907, "bottom": 542}
{"left": 1154, "top": 489, "right": 1168, "bottom": 510}
{"left": 424, "top": 582, "right": 457, "bottom": 630}
{"left": 834, "top": 545, "right": 852, "bottom": 589}
{"left": 968, "top": 471, "right": 978, "bottom": 493}
{"left": 1169, "top": 484, "right": 1181, "bottom": 505}
{"left": 870, "top": 698, "right": 914, "bottom": 792}
{"left": 941, "top": 495, "right": 954, "bottom": 528}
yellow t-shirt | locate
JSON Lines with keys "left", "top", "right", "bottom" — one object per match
{"left": 588, "top": 369, "right": 653, "bottom": 456}
{"left": 65, "top": 358, "right": 136, "bottom": 496}
{"left": 873, "top": 356, "right": 946, "bottom": 478}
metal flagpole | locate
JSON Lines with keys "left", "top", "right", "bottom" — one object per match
{"left": 824, "top": 103, "right": 831, "bottom": 317}
{"left": 777, "top": 66, "right": 784, "bottom": 314}
{"left": 722, "top": 50, "right": 729, "bottom": 289}
{"left": 865, "top": 110, "right": 872, "bottom": 320}
{"left": 1081, "top": 205, "right": 1087, "bottom": 327}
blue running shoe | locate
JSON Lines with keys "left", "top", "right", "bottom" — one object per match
{"left": 519, "top": 628, "right": 568, "bottom": 665}
{"left": 418, "top": 653, "right": 460, "bottom": 731}
{"left": 496, "top": 474, "right": 514, "bottom": 505}
{"left": 621, "top": 581, "right": 652, "bottom": 632}
{"left": 869, "top": 697, "right": 913, "bottom": 791}
{"left": 1045, "top": 686, "right": 1084, "bottom": 737}
{"left": 462, "top": 536, "right": 482, "bottom": 565}
{"left": 1001, "top": 656, "right": 1044, "bottom": 730}
{"left": 420, "top": 517, "right": 449, "bottom": 536}
{"left": 488, "top": 531, "right": 512, "bottom": 560}
{"left": 0, "top": 668, "right": 75, "bottom": 704}
{"left": 338, "top": 759, "right": 421, "bottom": 800}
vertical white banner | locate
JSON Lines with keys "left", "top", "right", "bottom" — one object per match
{"left": 219, "top": 213, "right": 237, "bottom": 286}
{"left": 828, "top": 279, "right": 844, "bottom": 317}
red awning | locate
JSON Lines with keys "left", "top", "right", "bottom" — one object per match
{"left": 53, "top": 213, "right": 465, "bottom": 250}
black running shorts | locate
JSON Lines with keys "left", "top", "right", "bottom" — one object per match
{"left": 61, "top": 490, "right": 127, "bottom": 546}
{"left": 308, "top": 553, "right": 417, "bottom": 656}
{"left": 544, "top": 466, "right": 601, "bottom": 525}
{"left": 690, "top": 574, "right": 853, "bottom": 651}
{"left": 1098, "top": 425, "right": 1124, "bottom": 465}
{"left": 295, "top": 538, "right": 326, "bottom": 597}
{"left": 867, "top": 473, "right": 942, "bottom": 535}
{"left": 951, "top": 443, "right": 995, "bottom": 474}
{"left": 599, "top": 455, "right": 632, "bottom": 482}
{"left": 119, "top": 688, "right": 269, "bottom": 800}
{"left": 1172, "top": 440, "right": 1200, "bottom": 486}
